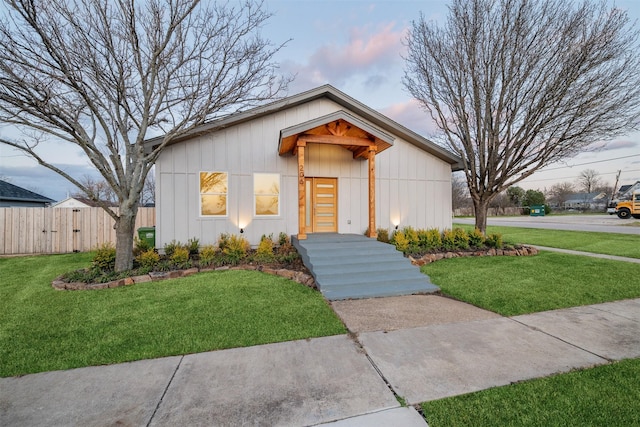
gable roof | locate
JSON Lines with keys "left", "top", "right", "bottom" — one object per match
{"left": 0, "top": 179, "right": 54, "bottom": 204}
{"left": 145, "top": 85, "right": 462, "bottom": 169}
{"left": 51, "top": 196, "right": 117, "bottom": 208}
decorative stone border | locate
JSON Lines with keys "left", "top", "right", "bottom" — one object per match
{"left": 409, "top": 245, "right": 538, "bottom": 266}
{"left": 52, "top": 265, "right": 316, "bottom": 291}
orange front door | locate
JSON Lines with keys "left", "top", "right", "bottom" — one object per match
{"left": 305, "top": 177, "right": 338, "bottom": 233}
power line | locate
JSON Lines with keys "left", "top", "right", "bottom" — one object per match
{"left": 524, "top": 168, "right": 640, "bottom": 183}
{"left": 541, "top": 153, "right": 640, "bottom": 171}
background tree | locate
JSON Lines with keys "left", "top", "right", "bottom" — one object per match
{"left": 0, "top": 0, "right": 289, "bottom": 271}
{"left": 523, "top": 189, "right": 545, "bottom": 207}
{"left": 546, "top": 182, "right": 575, "bottom": 209}
{"left": 576, "top": 169, "right": 603, "bottom": 193}
{"left": 71, "top": 175, "right": 117, "bottom": 204}
{"left": 451, "top": 173, "right": 471, "bottom": 211}
{"left": 141, "top": 173, "right": 156, "bottom": 206}
{"left": 506, "top": 186, "right": 525, "bottom": 207}
{"left": 404, "top": 0, "right": 640, "bottom": 232}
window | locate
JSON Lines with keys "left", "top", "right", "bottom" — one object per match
{"left": 254, "top": 173, "right": 280, "bottom": 216}
{"left": 200, "top": 172, "right": 227, "bottom": 216}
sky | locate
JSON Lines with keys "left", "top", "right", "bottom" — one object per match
{"left": 1, "top": 0, "right": 639, "bottom": 201}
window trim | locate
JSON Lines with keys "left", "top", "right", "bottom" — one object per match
{"left": 199, "top": 171, "right": 228, "bottom": 217}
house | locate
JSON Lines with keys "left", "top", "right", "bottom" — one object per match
{"left": 146, "top": 85, "right": 462, "bottom": 248}
{"left": 0, "top": 179, "right": 55, "bottom": 207}
{"left": 52, "top": 196, "right": 116, "bottom": 209}
{"left": 564, "top": 192, "right": 608, "bottom": 211}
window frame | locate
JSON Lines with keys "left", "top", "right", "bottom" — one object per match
{"left": 253, "top": 173, "right": 280, "bottom": 217}
{"left": 199, "top": 171, "right": 228, "bottom": 217}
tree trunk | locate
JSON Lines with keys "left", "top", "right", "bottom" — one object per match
{"left": 473, "top": 197, "right": 491, "bottom": 233}
{"left": 114, "top": 208, "right": 137, "bottom": 272}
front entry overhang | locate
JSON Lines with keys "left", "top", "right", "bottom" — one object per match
{"left": 278, "top": 111, "right": 395, "bottom": 240}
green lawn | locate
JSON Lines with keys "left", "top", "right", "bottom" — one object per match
{"left": 422, "top": 251, "right": 640, "bottom": 316}
{"left": 422, "top": 358, "right": 640, "bottom": 427}
{"left": 454, "top": 223, "right": 640, "bottom": 259}
{"left": 0, "top": 253, "right": 346, "bottom": 378}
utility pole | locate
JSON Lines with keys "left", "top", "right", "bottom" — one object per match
{"left": 609, "top": 170, "right": 621, "bottom": 206}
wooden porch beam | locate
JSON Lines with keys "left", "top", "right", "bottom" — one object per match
{"left": 298, "top": 133, "right": 374, "bottom": 147}
{"left": 367, "top": 146, "right": 377, "bottom": 239}
{"left": 297, "top": 141, "right": 307, "bottom": 240}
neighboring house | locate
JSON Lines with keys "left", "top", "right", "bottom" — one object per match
{"left": 145, "top": 85, "right": 462, "bottom": 248}
{"left": 564, "top": 192, "right": 608, "bottom": 211}
{"left": 0, "top": 179, "right": 54, "bottom": 207}
{"left": 52, "top": 196, "right": 116, "bottom": 209}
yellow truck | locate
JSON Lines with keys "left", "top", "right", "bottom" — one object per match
{"left": 616, "top": 191, "right": 640, "bottom": 219}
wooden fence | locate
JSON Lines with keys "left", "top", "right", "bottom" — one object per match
{"left": 0, "top": 207, "right": 155, "bottom": 255}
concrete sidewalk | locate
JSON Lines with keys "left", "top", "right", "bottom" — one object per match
{"left": 531, "top": 245, "right": 640, "bottom": 264}
{"left": 1, "top": 297, "right": 639, "bottom": 426}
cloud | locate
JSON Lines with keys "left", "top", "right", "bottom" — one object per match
{"left": 588, "top": 139, "right": 639, "bottom": 151}
{"left": 284, "top": 22, "right": 406, "bottom": 93}
{"left": 0, "top": 162, "right": 98, "bottom": 202}
{"left": 380, "top": 98, "right": 439, "bottom": 138}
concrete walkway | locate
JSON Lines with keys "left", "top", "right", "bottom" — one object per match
{"left": 532, "top": 245, "right": 640, "bottom": 264}
{"left": 2, "top": 296, "right": 638, "bottom": 426}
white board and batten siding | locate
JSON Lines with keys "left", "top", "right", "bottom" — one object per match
{"left": 156, "top": 98, "right": 453, "bottom": 248}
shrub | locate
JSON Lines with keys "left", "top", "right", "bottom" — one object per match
{"left": 376, "top": 228, "right": 390, "bottom": 243}
{"left": 485, "top": 233, "right": 503, "bottom": 249}
{"left": 452, "top": 227, "right": 470, "bottom": 250}
{"left": 427, "top": 228, "right": 443, "bottom": 250}
{"left": 278, "top": 232, "right": 290, "bottom": 246}
{"left": 220, "top": 233, "right": 250, "bottom": 265}
{"left": 391, "top": 230, "right": 410, "bottom": 253}
{"left": 199, "top": 244, "right": 217, "bottom": 267}
{"left": 186, "top": 237, "right": 200, "bottom": 256}
{"left": 136, "top": 249, "right": 160, "bottom": 269}
{"left": 170, "top": 246, "right": 191, "bottom": 269}
{"left": 133, "top": 236, "right": 152, "bottom": 257}
{"left": 92, "top": 243, "right": 116, "bottom": 272}
{"left": 163, "top": 240, "right": 181, "bottom": 257}
{"left": 468, "top": 228, "right": 484, "bottom": 248}
{"left": 402, "top": 226, "right": 419, "bottom": 247}
{"left": 254, "top": 234, "right": 275, "bottom": 263}
{"left": 441, "top": 229, "right": 457, "bottom": 251}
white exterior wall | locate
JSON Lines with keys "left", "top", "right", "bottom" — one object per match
{"left": 155, "top": 98, "right": 453, "bottom": 248}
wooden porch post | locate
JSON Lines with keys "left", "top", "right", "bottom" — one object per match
{"left": 367, "top": 145, "right": 377, "bottom": 238}
{"left": 297, "top": 141, "right": 307, "bottom": 240}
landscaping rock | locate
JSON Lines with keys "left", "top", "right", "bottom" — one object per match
{"left": 87, "top": 283, "right": 110, "bottom": 290}
{"left": 132, "top": 275, "right": 152, "bottom": 283}
{"left": 149, "top": 271, "right": 169, "bottom": 281}
{"left": 182, "top": 268, "right": 199, "bottom": 277}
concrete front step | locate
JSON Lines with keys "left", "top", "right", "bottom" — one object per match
{"left": 293, "top": 233, "right": 439, "bottom": 300}
{"left": 318, "top": 269, "right": 429, "bottom": 287}
{"left": 322, "top": 279, "right": 439, "bottom": 300}
{"left": 310, "top": 259, "right": 411, "bottom": 275}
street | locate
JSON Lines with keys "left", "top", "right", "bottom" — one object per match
{"left": 454, "top": 214, "right": 640, "bottom": 235}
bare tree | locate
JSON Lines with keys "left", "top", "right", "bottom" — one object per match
{"left": 404, "top": 0, "right": 640, "bottom": 232}
{"left": 0, "top": 0, "right": 289, "bottom": 271}
{"left": 71, "top": 175, "right": 117, "bottom": 203}
{"left": 546, "top": 182, "right": 575, "bottom": 209}
{"left": 577, "top": 169, "right": 602, "bottom": 193}
{"left": 141, "top": 173, "right": 155, "bottom": 206}
{"left": 451, "top": 173, "right": 470, "bottom": 210}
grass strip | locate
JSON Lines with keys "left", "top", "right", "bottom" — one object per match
{"left": 422, "top": 359, "right": 640, "bottom": 427}
{"left": 0, "top": 253, "right": 345, "bottom": 377}
{"left": 453, "top": 223, "right": 640, "bottom": 259}
{"left": 422, "top": 252, "right": 640, "bottom": 316}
